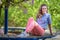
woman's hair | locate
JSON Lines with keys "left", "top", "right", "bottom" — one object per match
{"left": 36, "top": 4, "right": 48, "bottom": 18}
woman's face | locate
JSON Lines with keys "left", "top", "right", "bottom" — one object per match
{"left": 42, "top": 6, "right": 47, "bottom": 14}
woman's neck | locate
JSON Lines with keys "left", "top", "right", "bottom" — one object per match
{"left": 42, "top": 12, "right": 46, "bottom": 15}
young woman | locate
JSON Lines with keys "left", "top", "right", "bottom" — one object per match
{"left": 17, "top": 4, "right": 53, "bottom": 37}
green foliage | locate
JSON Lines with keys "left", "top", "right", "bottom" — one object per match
{"left": 1, "top": 0, "right": 60, "bottom": 30}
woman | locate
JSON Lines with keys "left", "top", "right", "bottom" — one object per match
{"left": 17, "top": 4, "right": 53, "bottom": 37}
{"left": 36, "top": 4, "right": 52, "bottom": 35}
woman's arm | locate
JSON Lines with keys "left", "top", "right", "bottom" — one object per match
{"left": 47, "top": 14, "right": 53, "bottom": 35}
{"left": 48, "top": 24, "right": 53, "bottom": 35}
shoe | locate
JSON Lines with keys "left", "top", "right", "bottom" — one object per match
{"left": 17, "top": 31, "right": 30, "bottom": 37}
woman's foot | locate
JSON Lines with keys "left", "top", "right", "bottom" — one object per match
{"left": 17, "top": 31, "right": 30, "bottom": 37}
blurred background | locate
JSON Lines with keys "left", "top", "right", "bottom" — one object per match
{"left": 0, "top": 0, "right": 60, "bottom": 31}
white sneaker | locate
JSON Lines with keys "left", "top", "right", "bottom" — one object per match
{"left": 17, "top": 31, "right": 30, "bottom": 37}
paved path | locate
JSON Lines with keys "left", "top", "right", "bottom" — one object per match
{"left": 45, "top": 35, "right": 60, "bottom": 40}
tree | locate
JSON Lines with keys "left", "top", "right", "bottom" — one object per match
{"left": 1, "top": 0, "right": 60, "bottom": 30}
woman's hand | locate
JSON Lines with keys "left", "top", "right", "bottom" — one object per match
{"left": 39, "top": 14, "right": 42, "bottom": 18}
{"left": 50, "top": 32, "right": 53, "bottom": 35}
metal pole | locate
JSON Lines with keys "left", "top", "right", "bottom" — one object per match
{"left": 4, "top": 6, "right": 8, "bottom": 34}
{"left": 4, "top": 0, "right": 10, "bottom": 34}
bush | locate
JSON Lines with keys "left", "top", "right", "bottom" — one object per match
{"left": 1, "top": 0, "right": 60, "bottom": 30}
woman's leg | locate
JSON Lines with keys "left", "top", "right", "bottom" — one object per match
{"left": 30, "top": 21, "right": 45, "bottom": 36}
{"left": 25, "top": 17, "right": 45, "bottom": 36}
{"left": 25, "top": 17, "right": 35, "bottom": 33}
